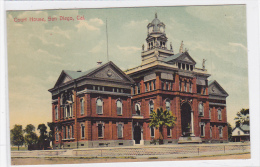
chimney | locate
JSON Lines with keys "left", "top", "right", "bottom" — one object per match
{"left": 97, "top": 61, "right": 102, "bottom": 66}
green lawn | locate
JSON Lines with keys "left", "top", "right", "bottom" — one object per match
{"left": 11, "top": 146, "right": 28, "bottom": 151}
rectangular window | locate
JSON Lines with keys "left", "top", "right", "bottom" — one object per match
{"left": 81, "top": 124, "right": 85, "bottom": 139}
{"left": 137, "top": 83, "right": 140, "bottom": 94}
{"left": 190, "top": 83, "right": 192, "bottom": 93}
{"left": 209, "top": 108, "right": 211, "bottom": 119}
{"left": 63, "top": 126, "right": 66, "bottom": 139}
{"left": 169, "top": 82, "right": 172, "bottom": 90}
{"left": 67, "top": 126, "right": 70, "bottom": 139}
{"left": 153, "top": 80, "right": 156, "bottom": 90}
{"left": 161, "top": 81, "right": 164, "bottom": 90}
{"left": 200, "top": 123, "right": 205, "bottom": 137}
{"left": 167, "top": 127, "right": 171, "bottom": 137}
{"left": 184, "top": 82, "right": 187, "bottom": 92}
{"left": 179, "top": 81, "right": 182, "bottom": 91}
{"left": 210, "top": 126, "right": 212, "bottom": 138}
{"left": 71, "top": 125, "right": 74, "bottom": 138}
{"left": 117, "top": 124, "right": 123, "bottom": 138}
{"left": 219, "top": 126, "right": 223, "bottom": 138}
{"left": 150, "top": 127, "right": 155, "bottom": 138}
{"left": 132, "top": 86, "right": 135, "bottom": 95}
{"left": 145, "top": 82, "right": 147, "bottom": 92}
{"left": 98, "top": 124, "right": 103, "bottom": 138}
{"left": 55, "top": 106, "right": 58, "bottom": 120}
{"left": 149, "top": 81, "right": 152, "bottom": 91}
{"left": 80, "top": 99, "right": 84, "bottom": 115}
{"left": 203, "top": 87, "right": 206, "bottom": 95}
{"left": 71, "top": 105, "right": 73, "bottom": 117}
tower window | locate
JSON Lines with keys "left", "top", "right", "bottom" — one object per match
{"left": 182, "top": 63, "right": 185, "bottom": 70}
{"left": 178, "top": 63, "right": 181, "bottom": 69}
{"left": 186, "top": 64, "right": 189, "bottom": 70}
{"left": 190, "top": 65, "right": 193, "bottom": 71}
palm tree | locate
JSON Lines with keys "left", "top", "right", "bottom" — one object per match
{"left": 149, "top": 107, "right": 176, "bottom": 144}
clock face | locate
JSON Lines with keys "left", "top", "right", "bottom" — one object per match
{"left": 212, "top": 86, "right": 215, "bottom": 92}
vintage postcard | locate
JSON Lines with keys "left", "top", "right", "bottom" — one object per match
{"left": 4, "top": 2, "right": 258, "bottom": 167}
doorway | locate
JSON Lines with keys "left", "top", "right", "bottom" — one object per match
{"left": 181, "top": 102, "right": 192, "bottom": 136}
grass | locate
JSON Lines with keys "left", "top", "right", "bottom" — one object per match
{"left": 11, "top": 146, "right": 28, "bottom": 151}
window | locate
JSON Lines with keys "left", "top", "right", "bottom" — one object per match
{"left": 238, "top": 131, "right": 240, "bottom": 135}
{"left": 150, "top": 127, "right": 155, "bottom": 138}
{"left": 189, "top": 83, "right": 192, "bottom": 93}
{"left": 210, "top": 126, "right": 212, "bottom": 138}
{"left": 200, "top": 123, "right": 205, "bottom": 137}
{"left": 70, "top": 105, "right": 73, "bottom": 117}
{"left": 137, "top": 83, "right": 140, "bottom": 94}
{"left": 149, "top": 100, "right": 154, "bottom": 115}
{"left": 97, "top": 123, "right": 104, "bottom": 138}
{"left": 145, "top": 83, "right": 147, "bottom": 92}
{"left": 218, "top": 109, "right": 222, "bottom": 120}
{"left": 169, "top": 82, "right": 172, "bottom": 90}
{"left": 132, "top": 86, "right": 135, "bottom": 95}
{"left": 117, "top": 123, "right": 123, "bottom": 138}
{"left": 161, "top": 81, "right": 164, "bottom": 90}
{"left": 71, "top": 125, "right": 74, "bottom": 138}
{"left": 64, "top": 107, "right": 67, "bottom": 118}
{"left": 80, "top": 98, "right": 84, "bottom": 115}
{"left": 166, "top": 82, "right": 168, "bottom": 90}
{"left": 55, "top": 106, "right": 58, "bottom": 120}
{"left": 81, "top": 124, "right": 85, "bottom": 139}
{"left": 166, "top": 99, "right": 170, "bottom": 111}
{"left": 67, "top": 126, "right": 70, "bottom": 139}
{"left": 190, "top": 65, "right": 193, "bottom": 71}
{"left": 63, "top": 126, "right": 66, "bottom": 139}
{"left": 186, "top": 64, "right": 189, "bottom": 70}
{"left": 219, "top": 126, "right": 223, "bottom": 138}
{"left": 198, "top": 103, "right": 204, "bottom": 116}
{"left": 179, "top": 81, "right": 182, "bottom": 91}
{"left": 209, "top": 108, "right": 211, "bottom": 119}
{"left": 116, "top": 100, "right": 122, "bottom": 115}
{"left": 149, "top": 81, "right": 152, "bottom": 91}
{"left": 182, "top": 63, "right": 185, "bottom": 70}
{"left": 67, "top": 105, "right": 70, "bottom": 118}
{"left": 203, "top": 87, "right": 206, "bottom": 95}
{"left": 167, "top": 127, "right": 172, "bottom": 137}
{"left": 184, "top": 82, "right": 187, "bottom": 92}
{"left": 55, "top": 127, "right": 59, "bottom": 141}
{"left": 178, "top": 63, "right": 181, "bottom": 69}
{"left": 96, "top": 98, "right": 103, "bottom": 114}
{"left": 153, "top": 80, "right": 156, "bottom": 90}
{"left": 135, "top": 103, "right": 141, "bottom": 115}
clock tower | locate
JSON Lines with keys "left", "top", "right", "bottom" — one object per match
{"left": 141, "top": 13, "right": 174, "bottom": 65}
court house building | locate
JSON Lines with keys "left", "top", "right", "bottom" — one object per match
{"left": 49, "top": 14, "right": 229, "bottom": 149}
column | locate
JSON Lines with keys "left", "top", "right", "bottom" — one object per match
{"left": 191, "top": 111, "right": 195, "bottom": 136}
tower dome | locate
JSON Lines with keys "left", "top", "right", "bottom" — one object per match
{"left": 147, "top": 13, "right": 165, "bottom": 34}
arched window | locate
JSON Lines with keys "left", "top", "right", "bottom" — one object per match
{"left": 80, "top": 98, "right": 84, "bottom": 115}
{"left": 116, "top": 100, "right": 122, "bottom": 115}
{"left": 189, "top": 82, "right": 192, "bottom": 93}
{"left": 166, "top": 99, "right": 171, "bottom": 111}
{"left": 96, "top": 98, "right": 103, "bottom": 114}
{"left": 218, "top": 109, "right": 222, "bottom": 120}
{"left": 198, "top": 103, "right": 204, "bottom": 116}
{"left": 135, "top": 103, "right": 141, "bottom": 115}
{"left": 55, "top": 106, "right": 58, "bottom": 120}
{"left": 149, "top": 100, "right": 154, "bottom": 114}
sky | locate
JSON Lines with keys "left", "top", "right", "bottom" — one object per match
{"left": 7, "top": 5, "right": 248, "bottom": 132}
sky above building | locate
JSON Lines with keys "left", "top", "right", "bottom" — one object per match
{"left": 7, "top": 5, "right": 248, "bottom": 131}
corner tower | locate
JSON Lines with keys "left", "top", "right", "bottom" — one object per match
{"left": 141, "top": 13, "right": 174, "bottom": 65}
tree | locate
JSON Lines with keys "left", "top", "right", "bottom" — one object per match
{"left": 235, "top": 108, "right": 249, "bottom": 127}
{"left": 24, "top": 124, "right": 38, "bottom": 147}
{"left": 10, "top": 124, "right": 24, "bottom": 151}
{"left": 149, "top": 107, "right": 176, "bottom": 144}
{"left": 227, "top": 122, "right": 233, "bottom": 141}
{"left": 37, "top": 123, "right": 48, "bottom": 149}
{"left": 47, "top": 122, "right": 55, "bottom": 147}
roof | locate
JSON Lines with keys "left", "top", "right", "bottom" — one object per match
{"left": 64, "top": 67, "right": 97, "bottom": 79}
{"left": 240, "top": 124, "right": 250, "bottom": 131}
{"left": 163, "top": 53, "right": 182, "bottom": 62}
{"left": 208, "top": 80, "right": 229, "bottom": 96}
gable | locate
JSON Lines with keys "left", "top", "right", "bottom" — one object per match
{"left": 232, "top": 127, "right": 246, "bottom": 136}
{"left": 175, "top": 52, "right": 196, "bottom": 64}
{"left": 86, "top": 61, "right": 134, "bottom": 83}
{"left": 53, "top": 71, "right": 73, "bottom": 88}
{"left": 208, "top": 80, "right": 228, "bottom": 97}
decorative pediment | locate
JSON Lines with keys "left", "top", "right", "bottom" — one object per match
{"left": 86, "top": 61, "right": 134, "bottom": 83}
{"left": 176, "top": 52, "right": 196, "bottom": 65}
{"left": 208, "top": 80, "right": 228, "bottom": 97}
{"left": 54, "top": 71, "right": 73, "bottom": 88}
